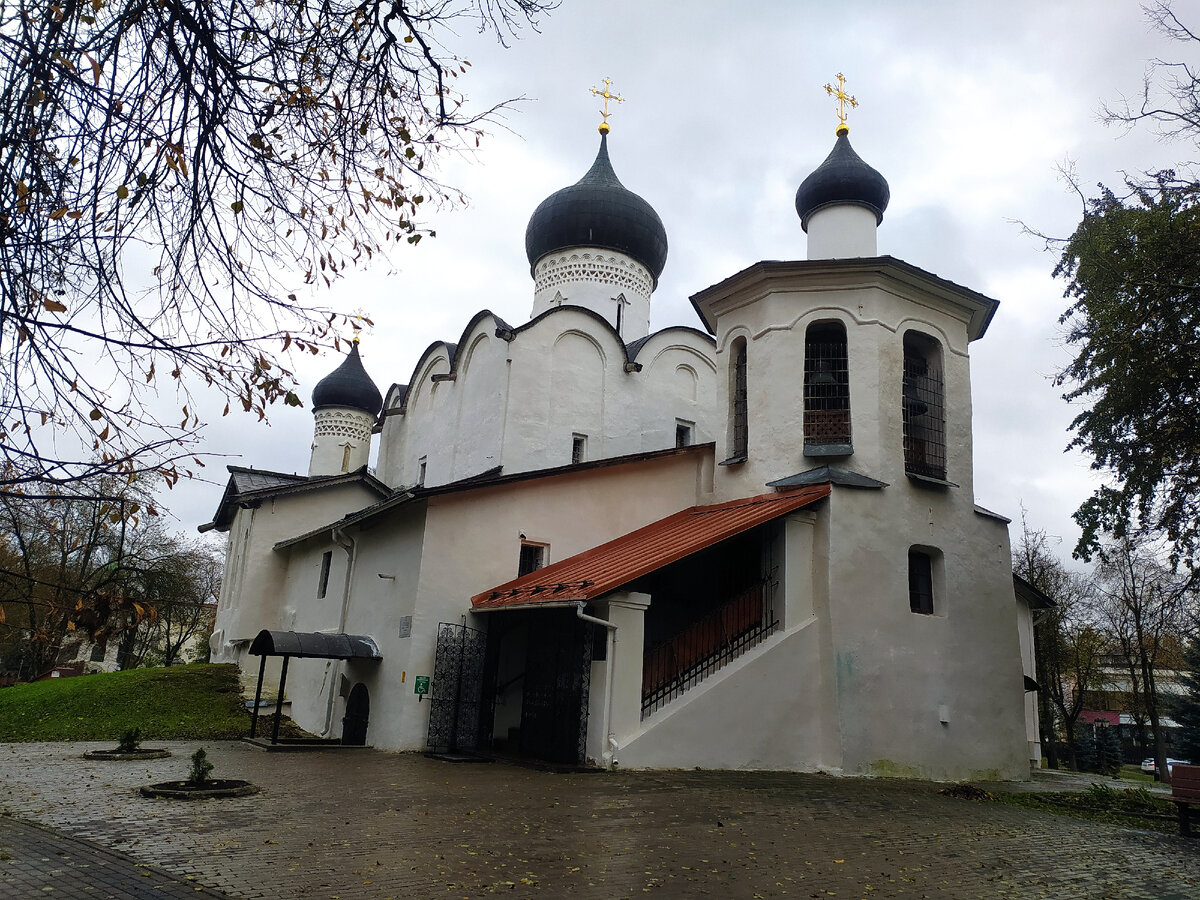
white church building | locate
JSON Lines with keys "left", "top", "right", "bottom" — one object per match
{"left": 205, "top": 108, "right": 1043, "bottom": 780}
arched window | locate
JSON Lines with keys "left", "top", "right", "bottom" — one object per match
{"left": 804, "top": 321, "right": 851, "bottom": 455}
{"left": 902, "top": 331, "right": 946, "bottom": 480}
{"left": 726, "top": 337, "right": 748, "bottom": 462}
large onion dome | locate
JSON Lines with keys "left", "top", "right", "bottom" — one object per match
{"left": 525, "top": 134, "right": 668, "bottom": 286}
{"left": 311, "top": 343, "right": 382, "bottom": 415}
{"left": 794, "top": 132, "right": 890, "bottom": 232}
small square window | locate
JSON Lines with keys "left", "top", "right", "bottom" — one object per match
{"left": 518, "top": 542, "right": 546, "bottom": 577}
{"left": 908, "top": 549, "right": 934, "bottom": 614}
{"left": 571, "top": 434, "right": 587, "bottom": 465}
{"left": 317, "top": 550, "right": 333, "bottom": 599}
{"left": 675, "top": 420, "right": 693, "bottom": 448}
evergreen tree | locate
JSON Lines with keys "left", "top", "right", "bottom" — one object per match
{"left": 1075, "top": 724, "right": 1099, "bottom": 773}
{"left": 1171, "top": 638, "right": 1200, "bottom": 761}
{"left": 1095, "top": 723, "right": 1123, "bottom": 776}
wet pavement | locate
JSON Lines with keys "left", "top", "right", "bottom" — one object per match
{"left": 1, "top": 741, "right": 1196, "bottom": 899}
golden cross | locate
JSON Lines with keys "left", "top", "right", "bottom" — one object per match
{"left": 824, "top": 73, "right": 857, "bottom": 135}
{"left": 590, "top": 78, "right": 624, "bottom": 135}
{"left": 350, "top": 308, "right": 373, "bottom": 343}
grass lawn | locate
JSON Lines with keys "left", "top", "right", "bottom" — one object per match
{"left": 994, "top": 782, "right": 1180, "bottom": 835}
{"left": 0, "top": 664, "right": 254, "bottom": 742}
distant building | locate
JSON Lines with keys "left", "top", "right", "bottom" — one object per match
{"left": 205, "top": 109, "right": 1037, "bottom": 780}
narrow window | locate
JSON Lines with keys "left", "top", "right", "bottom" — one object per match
{"left": 902, "top": 331, "right": 946, "bottom": 480}
{"left": 571, "top": 433, "right": 587, "bottom": 464}
{"left": 417, "top": 455, "right": 427, "bottom": 486}
{"left": 518, "top": 542, "right": 546, "bottom": 577}
{"left": 340, "top": 443, "right": 352, "bottom": 472}
{"left": 317, "top": 550, "right": 333, "bottom": 599}
{"left": 675, "top": 420, "right": 694, "bottom": 448}
{"left": 804, "top": 321, "right": 851, "bottom": 454}
{"left": 89, "top": 638, "right": 107, "bottom": 663}
{"left": 908, "top": 549, "right": 935, "bottom": 614}
{"left": 613, "top": 292, "right": 627, "bottom": 337}
{"left": 726, "top": 338, "right": 748, "bottom": 461}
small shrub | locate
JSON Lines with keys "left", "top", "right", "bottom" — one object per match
{"left": 116, "top": 728, "right": 142, "bottom": 753}
{"left": 188, "top": 748, "right": 214, "bottom": 786}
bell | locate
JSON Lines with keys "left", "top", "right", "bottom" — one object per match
{"left": 808, "top": 358, "right": 838, "bottom": 387}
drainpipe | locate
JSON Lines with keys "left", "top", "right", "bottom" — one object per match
{"left": 321, "top": 524, "right": 358, "bottom": 737}
{"left": 576, "top": 603, "right": 619, "bottom": 768}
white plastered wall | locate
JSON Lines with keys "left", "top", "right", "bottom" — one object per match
{"left": 267, "top": 449, "right": 712, "bottom": 749}
{"left": 375, "top": 309, "right": 718, "bottom": 490}
{"left": 709, "top": 275, "right": 978, "bottom": 501}
{"left": 531, "top": 248, "right": 654, "bottom": 340}
{"left": 210, "top": 482, "right": 384, "bottom": 693}
{"left": 823, "top": 488, "right": 1027, "bottom": 781}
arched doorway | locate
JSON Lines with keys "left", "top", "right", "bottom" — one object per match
{"left": 342, "top": 683, "right": 370, "bottom": 745}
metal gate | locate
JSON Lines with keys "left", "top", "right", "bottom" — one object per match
{"left": 426, "top": 621, "right": 487, "bottom": 754}
{"left": 519, "top": 612, "right": 593, "bottom": 765}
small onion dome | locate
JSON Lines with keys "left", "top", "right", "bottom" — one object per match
{"left": 794, "top": 132, "right": 890, "bottom": 232}
{"left": 525, "top": 133, "right": 668, "bottom": 286}
{"left": 311, "top": 343, "right": 382, "bottom": 416}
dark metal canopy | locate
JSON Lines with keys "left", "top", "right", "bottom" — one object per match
{"left": 249, "top": 630, "right": 381, "bottom": 660}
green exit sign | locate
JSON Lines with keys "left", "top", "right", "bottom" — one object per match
{"left": 413, "top": 675, "right": 430, "bottom": 696}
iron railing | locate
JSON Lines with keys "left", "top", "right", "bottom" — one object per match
{"left": 641, "top": 584, "right": 778, "bottom": 718}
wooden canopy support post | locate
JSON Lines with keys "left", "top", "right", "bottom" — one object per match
{"left": 250, "top": 654, "right": 267, "bottom": 739}
{"left": 271, "top": 655, "right": 290, "bottom": 745}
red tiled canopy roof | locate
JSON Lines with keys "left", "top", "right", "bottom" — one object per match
{"left": 471, "top": 485, "right": 830, "bottom": 610}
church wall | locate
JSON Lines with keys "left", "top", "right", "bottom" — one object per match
{"left": 374, "top": 309, "right": 719, "bottom": 491}
{"left": 617, "top": 617, "right": 838, "bottom": 770}
{"left": 210, "top": 482, "right": 384, "bottom": 691}
{"left": 377, "top": 332, "right": 509, "bottom": 489}
{"left": 707, "top": 274, "right": 979, "bottom": 502}
{"left": 261, "top": 502, "right": 428, "bottom": 741}
{"left": 531, "top": 248, "right": 653, "bottom": 340}
{"left": 822, "top": 486, "right": 1027, "bottom": 781}
{"left": 383, "top": 450, "right": 711, "bottom": 751}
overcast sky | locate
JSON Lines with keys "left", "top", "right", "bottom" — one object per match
{"left": 166, "top": 1, "right": 1192, "bottom": 563}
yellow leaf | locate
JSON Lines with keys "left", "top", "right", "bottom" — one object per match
{"left": 116, "top": 185, "right": 129, "bottom": 199}
{"left": 49, "top": 206, "right": 69, "bottom": 220}
{"left": 42, "top": 298, "right": 67, "bottom": 313}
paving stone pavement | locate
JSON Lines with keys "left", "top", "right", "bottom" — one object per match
{"left": 1, "top": 741, "right": 1197, "bottom": 899}
{"left": 0, "top": 814, "right": 231, "bottom": 899}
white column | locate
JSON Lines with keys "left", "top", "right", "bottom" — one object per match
{"left": 782, "top": 512, "right": 817, "bottom": 626}
{"left": 604, "top": 591, "right": 651, "bottom": 749}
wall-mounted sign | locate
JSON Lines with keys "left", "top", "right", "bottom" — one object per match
{"left": 413, "top": 675, "right": 430, "bottom": 699}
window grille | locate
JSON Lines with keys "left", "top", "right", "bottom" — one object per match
{"left": 571, "top": 434, "right": 587, "bottom": 464}
{"left": 518, "top": 543, "right": 545, "bottom": 577}
{"left": 902, "top": 334, "right": 946, "bottom": 480}
{"left": 804, "top": 323, "right": 851, "bottom": 449}
{"left": 731, "top": 341, "right": 748, "bottom": 458}
{"left": 908, "top": 549, "right": 935, "bottom": 614}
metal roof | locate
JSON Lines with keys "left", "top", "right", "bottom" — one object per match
{"left": 248, "top": 630, "right": 382, "bottom": 660}
{"left": 525, "top": 133, "right": 668, "bottom": 284}
{"left": 472, "top": 485, "right": 830, "bottom": 610}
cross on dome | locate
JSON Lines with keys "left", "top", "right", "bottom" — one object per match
{"left": 590, "top": 77, "right": 624, "bottom": 135}
{"left": 824, "top": 72, "right": 857, "bottom": 136}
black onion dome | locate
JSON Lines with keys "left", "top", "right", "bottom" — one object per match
{"left": 794, "top": 132, "right": 890, "bottom": 232}
{"left": 311, "top": 343, "right": 382, "bottom": 415}
{"left": 525, "top": 134, "right": 668, "bottom": 285}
